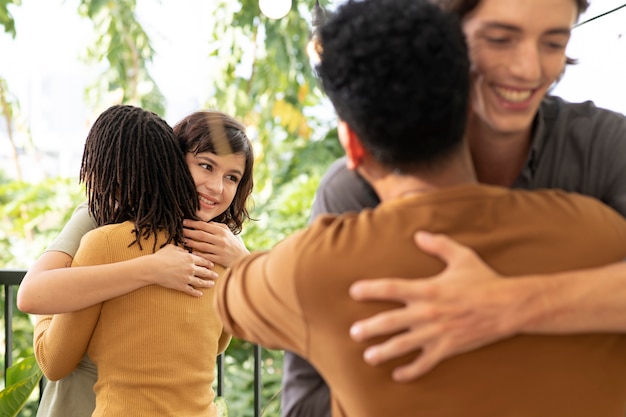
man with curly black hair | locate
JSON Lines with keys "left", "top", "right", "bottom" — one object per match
{"left": 216, "top": 0, "right": 626, "bottom": 415}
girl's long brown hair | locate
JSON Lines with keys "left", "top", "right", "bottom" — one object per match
{"left": 174, "top": 110, "right": 254, "bottom": 234}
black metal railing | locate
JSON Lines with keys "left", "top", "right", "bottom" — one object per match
{"left": 1, "top": 269, "right": 263, "bottom": 416}
{"left": 2, "top": 269, "right": 25, "bottom": 379}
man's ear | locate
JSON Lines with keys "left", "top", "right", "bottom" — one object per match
{"left": 338, "top": 121, "right": 366, "bottom": 170}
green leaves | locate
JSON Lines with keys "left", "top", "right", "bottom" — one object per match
{"left": 0, "top": 0, "right": 19, "bottom": 37}
{"left": 215, "top": 396, "right": 229, "bottom": 417}
{"left": 220, "top": 340, "right": 283, "bottom": 417}
{"left": 0, "top": 357, "right": 43, "bottom": 417}
{"left": 0, "top": 177, "right": 85, "bottom": 267}
{"left": 206, "top": 0, "right": 340, "bottom": 254}
{"left": 78, "top": 0, "right": 165, "bottom": 114}
{"left": 1, "top": 2, "right": 343, "bottom": 416}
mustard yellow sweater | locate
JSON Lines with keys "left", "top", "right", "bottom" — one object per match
{"left": 35, "top": 221, "right": 230, "bottom": 417}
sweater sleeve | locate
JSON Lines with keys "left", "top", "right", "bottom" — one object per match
{"left": 34, "top": 228, "right": 111, "bottom": 380}
{"left": 34, "top": 305, "right": 101, "bottom": 381}
{"left": 215, "top": 236, "right": 308, "bottom": 354}
{"left": 281, "top": 158, "right": 374, "bottom": 417}
{"left": 217, "top": 331, "right": 232, "bottom": 354}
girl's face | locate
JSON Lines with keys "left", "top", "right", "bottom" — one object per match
{"left": 462, "top": 0, "right": 577, "bottom": 135}
{"left": 185, "top": 151, "right": 247, "bottom": 222}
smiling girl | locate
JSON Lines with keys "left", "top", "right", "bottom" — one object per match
{"left": 25, "top": 108, "right": 254, "bottom": 417}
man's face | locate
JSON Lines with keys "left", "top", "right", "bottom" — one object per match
{"left": 462, "top": 0, "right": 577, "bottom": 136}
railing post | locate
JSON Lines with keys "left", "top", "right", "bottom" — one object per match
{"left": 216, "top": 353, "right": 224, "bottom": 397}
{"left": 2, "top": 270, "right": 26, "bottom": 383}
{"left": 4, "top": 284, "right": 14, "bottom": 378}
{"left": 254, "top": 344, "right": 262, "bottom": 417}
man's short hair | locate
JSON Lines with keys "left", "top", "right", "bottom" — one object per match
{"left": 317, "top": 0, "right": 470, "bottom": 172}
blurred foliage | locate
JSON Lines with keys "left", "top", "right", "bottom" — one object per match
{"left": 207, "top": 0, "right": 340, "bottom": 252}
{"left": 1, "top": 0, "right": 341, "bottom": 416}
{"left": 0, "top": 357, "right": 42, "bottom": 417}
{"left": 0, "top": 0, "right": 18, "bottom": 37}
{"left": 0, "top": 177, "right": 85, "bottom": 267}
{"left": 221, "top": 340, "right": 284, "bottom": 417}
{"left": 0, "top": 176, "right": 84, "bottom": 415}
{"left": 78, "top": 0, "right": 166, "bottom": 114}
{"left": 1, "top": 75, "right": 23, "bottom": 180}
{"left": 206, "top": 4, "right": 341, "bottom": 413}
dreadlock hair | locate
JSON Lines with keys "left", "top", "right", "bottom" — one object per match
{"left": 79, "top": 104, "right": 200, "bottom": 250}
{"left": 174, "top": 110, "right": 254, "bottom": 234}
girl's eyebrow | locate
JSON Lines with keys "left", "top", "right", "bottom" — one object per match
{"left": 196, "top": 155, "right": 244, "bottom": 177}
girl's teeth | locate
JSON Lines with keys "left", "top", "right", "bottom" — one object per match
{"left": 199, "top": 196, "right": 215, "bottom": 205}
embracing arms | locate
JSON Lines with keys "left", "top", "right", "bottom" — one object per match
{"left": 350, "top": 231, "right": 626, "bottom": 381}
{"left": 281, "top": 157, "right": 378, "bottom": 417}
{"left": 18, "top": 246, "right": 215, "bottom": 314}
{"left": 18, "top": 203, "right": 248, "bottom": 315}
{"left": 34, "top": 305, "right": 101, "bottom": 381}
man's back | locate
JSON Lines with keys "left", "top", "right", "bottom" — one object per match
{"left": 218, "top": 184, "right": 626, "bottom": 417}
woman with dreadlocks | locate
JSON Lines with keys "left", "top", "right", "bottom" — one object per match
{"left": 19, "top": 111, "right": 256, "bottom": 316}
{"left": 32, "top": 105, "right": 254, "bottom": 417}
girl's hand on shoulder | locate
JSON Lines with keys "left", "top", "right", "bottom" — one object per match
{"left": 183, "top": 219, "right": 250, "bottom": 268}
{"left": 149, "top": 244, "right": 218, "bottom": 297}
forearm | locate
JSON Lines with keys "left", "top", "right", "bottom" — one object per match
{"left": 518, "top": 261, "right": 626, "bottom": 334}
{"left": 34, "top": 306, "right": 99, "bottom": 381}
{"left": 18, "top": 252, "right": 156, "bottom": 314}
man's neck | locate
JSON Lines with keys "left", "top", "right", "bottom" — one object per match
{"left": 363, "top": 149, "right": 477, "bottom": 203}
{"left": 466, "top": 116, "right": 533, "bottom": 187}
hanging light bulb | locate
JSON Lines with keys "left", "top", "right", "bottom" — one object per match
{"left": 259, "top": 0, "right": 292, "bottom": 20}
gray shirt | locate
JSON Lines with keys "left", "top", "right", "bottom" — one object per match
{"left": 280, "top": 96, "right": 626, "bottom": 417}
{"left": 45, "top": 201, "right": 96, "bottom": 257}
{"left": 37, "top": 201, "right": 97, "bottom": 417}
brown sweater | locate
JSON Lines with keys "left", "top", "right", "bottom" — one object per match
{"left": 35, "top": 221, "right": 230, "bottom": 417}
{"left": 217, "top": 184, "right": 626, "bottom": 417}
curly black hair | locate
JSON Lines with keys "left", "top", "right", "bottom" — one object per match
{"left": 316, "top": 0, "right": 470, "bottom": 173}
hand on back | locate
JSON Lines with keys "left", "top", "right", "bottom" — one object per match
{"left": 349, "top": 231, "right": 535, "bottom": 381}
{"left": 149, "top": 244, "right": 217, "bottom": 297}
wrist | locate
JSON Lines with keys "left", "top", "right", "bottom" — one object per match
{"left": 515, "top": 275, "right": 558, "bottom": 334}
{"left": 134, "top": 254, "right": 158, "bottom": 285}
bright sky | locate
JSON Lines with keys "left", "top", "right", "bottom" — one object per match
{"left": 0, "top": 0, "right": 624, "bottom": 181}
{"left": 0, "top": 0, "right": 221, "bottom": 180}
{"left": 552, "top": 0, "right": 626, "bottom": 111}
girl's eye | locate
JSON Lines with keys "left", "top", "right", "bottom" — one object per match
{"left": 226, "top": 175, "right": 240, "bottom": 183}
{"left": 200, "top": 163, "right": 213, "bottom": 171}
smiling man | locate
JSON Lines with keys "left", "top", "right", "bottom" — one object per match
{"left": 216, "top": 0, "right": 626, "bottom": 416}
